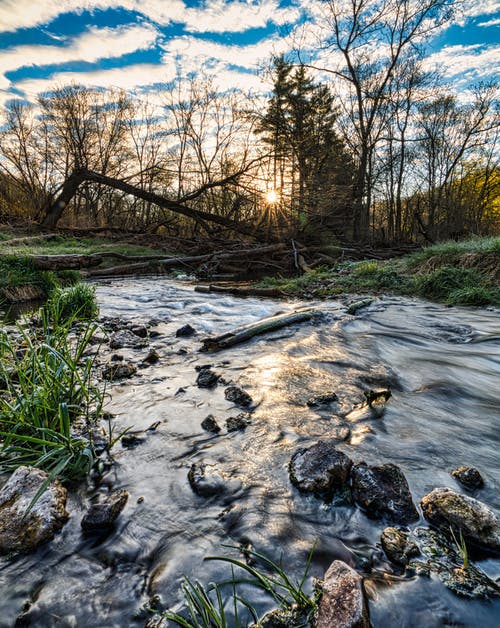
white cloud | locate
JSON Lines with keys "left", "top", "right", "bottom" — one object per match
{"left": 0, "top": 23, "right": 159, "bottom": 91}
{"left": 424, "top": 44, "right": 500, "bottom": 84}
{"left": 462, "top": 0, "right": 500, "bottom": 19}
{"left": 477, "top": 17, "right": 500, "bottom": 27}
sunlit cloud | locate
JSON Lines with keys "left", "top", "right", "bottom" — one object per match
{"left": 477, "top": 17, "right": 500, "bottom": 26}
{"left": 424, "top": 44, "right": 500, "bottom": 83}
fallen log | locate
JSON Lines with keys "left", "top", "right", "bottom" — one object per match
{"left": 200, "top": 308, "right": 320, "bottom": 352}
{"left": 195, "top": 284, "right": 285, "bottom": 298}
{"left": 30, "top": 254, "right": 104, "bottom": 270}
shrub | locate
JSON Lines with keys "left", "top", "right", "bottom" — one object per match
{"left": 47, "top": 282, "right": 98, "bottom": 323}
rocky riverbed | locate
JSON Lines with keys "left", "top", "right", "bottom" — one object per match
{"left": 0, "top": 278, "right": 499, "bottom": 627}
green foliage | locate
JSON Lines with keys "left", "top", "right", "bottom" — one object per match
{"left": 47, "top": 282, "right": 99, "bottom": 323}
{"left": 449, "top": 527, "right": 469, "bottom": 569}
{"left": 0, "top": 309, "right": 103, "bottom": 483}
{"left": 163, "top": 543, "right": 318, "bottom": 628}
{"left": 414, "top": 266, "right": 483, "bottom": 301}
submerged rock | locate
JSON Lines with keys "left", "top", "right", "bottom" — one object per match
{"left": 363, "top": 388, "right": 391, "bottom": 407}
{"left": 188, "top": 463, "right": 227, "bottom": 497}
{"left": 254, "top": 607, "right": 305, "bottom": 627}
{"left": 314, "top": 560, "right": 369, "bottom": 628}
{"left": 176, "top": 324, "right": 196, "bottom": 337}
{"left": 121, "top": 433, "right": 145, "bottom": 448}
{"left": 0, "top": 466, "right": 69, "bottom": 554}
{"left": 128, "top": 323, "right": 149, "bottom": 338}
{"left": 420, "top": 487, "right": 500, "bottom": 552}
{"left": 380, "top": 527, "right": 419, "bottom": 566}
{"left": 102, "top": 361, "right": 137, "bottom": 381}
{"left": 306, "top": 392, "right": 338, "bottom": 407}
{"left": 196, "top": 367, "right": 220, "bottom": 388}
{"left": 81, "top": 490, "right": 129, "bottom": 531}
{"left": 408, "top": 527, "right": 500, "bottom": 599}
{"left": 201, "top": 414, "right": 221, "bottom": 434}
{"left": 226, "top": 413, "right": 251, "bottom": 432}
{"left": 451, "top": 466, "right": 484, "bottom": 490}
{"left": 351, "top": 462, "right": 418, "bottom": 523}
{"left": 289, "top": 441, "right": 352, "bottom": 496}
{"left": 346, "top": 299, "right": 374, "bottom": 315}
{"left": 141, "top": 349, "right": 160, "bottom": 365}
{"left": 224, "top": 385, "right": 253, "bottom": 407}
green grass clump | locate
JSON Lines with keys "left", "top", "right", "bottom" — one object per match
{"left": 47, "top": 282, "right": 99, "bottom": 323}
{"left": 0, "top": 306, "right": 103, "bottom": 484}
{"left": 414, "top": 266, "right": 485, "bottom": 301}
{"left": 163, "top": 543, "right": 318, "bottom": 627}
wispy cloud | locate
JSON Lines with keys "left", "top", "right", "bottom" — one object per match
{"left": 477, "top": 17, "right": 500, "bottom": 27}
{"left": 424, "top": 44, "right": 500, "bottom": 84}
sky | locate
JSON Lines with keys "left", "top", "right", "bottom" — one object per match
{"left": 0, "top": 0, "right": 499, "bottom": 116}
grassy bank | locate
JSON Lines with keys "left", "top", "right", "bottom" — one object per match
{"left": 259, "top": 237, "right": 500, "bottom": 306}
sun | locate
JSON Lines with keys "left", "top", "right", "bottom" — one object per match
{"left": 266, "top": 189, "right": 278, "bottom": 204}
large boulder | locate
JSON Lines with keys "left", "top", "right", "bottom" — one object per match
{"left": 289, "top": 441, "right": 352, "bottom": 496}
{"left": 351, "top": 462, "right": 418, "bottom": 523}
{"left": 0, "top": 466, "right": 69, "bottom": 554}
{"left": 314, "top": 560, "right": 369, "bottom": 628}
{"left": 420, "top": 487, "right": 500, "bottom": 552}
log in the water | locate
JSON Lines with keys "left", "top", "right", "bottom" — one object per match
{"left": 194, "top": 284, "right": 285, "bottom": 298}
{"left": 200, "top": 308, "right": 320, "bottom": 352}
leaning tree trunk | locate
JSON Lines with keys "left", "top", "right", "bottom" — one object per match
{"left": 41, "top": 168, "right": 261, "bottom": 239}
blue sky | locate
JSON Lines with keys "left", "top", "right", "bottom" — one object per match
{"left": 0, "top": 0, "right": 498, "bottom": 115}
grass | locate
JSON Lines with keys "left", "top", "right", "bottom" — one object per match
{"left": 0, "top": 290, "right": 103, "bottom": 487}
{"left": 162, "top": 542, "right": 318, "bottom": 627}
{"left": 258, "top": 236, "right": 500, "bottom": 306}
{"left": 47, "top": 282, "right": 99, "bottom": 322}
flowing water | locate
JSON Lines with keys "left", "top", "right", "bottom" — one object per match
{"left": 1, "top": 278, "right": 499, "bottom": 627}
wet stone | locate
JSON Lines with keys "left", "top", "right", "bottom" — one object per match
{"left": 141, "top": 349, "right": 160, "bottom": 365}
{"left": 196, "top": 367, "right": 220, "bottom": 388}
{"left": 226, "top": 413, "right": 251, "bottom": 432}
{"left": 314, "top": 560, "right": 370, "bottom": 628}
{"left": 420, "top": 487, "right": 500, "bottom": 552}
{"left": 81, "top": 490, "right": 129, "bottom": 531}
{"left": 380, "top": 527, "right": 419, "bottom": 566}
{"left": 451, "top": 466, "right": 484, "bottom": 490}
{"left": 408, "top": 527, "right": 500, "bottom": 599}
{"left": 102, "top": 361, "right": 137, "bottom": 381}
{"left": 224, "top": 385, "right": 253, "bottom": 407}
{"left": 176, "top": 324, "right": 196, "bottom": 337}
{"left": 306, "top": 392, "right": 338, "bottom": 407}
{"left": 289, "top": 441, "right": 353, "bottom": 496}
{"left": 253, "top": 607, "right": 305, "bottom": 627}
{"left": 109, "top": 329, "right": 149, "bottom": 349}
{"left": 363, "top": 388, "right": 391, "bottom": 407}
{"left": 128, "top": 323, "right": 149, "bottom": 338}
{"left": 351, "top": 462, "right": 418, "bottom": 524}
{"left": 188, "top": 463, "right": 226, "bottom": 497}
{"left": 121, "top": 433, "right": 145, "bottom": 448}
{"left": 201, "top": 414, "right": 221, "bottom": 434}
{"left": 0, "top": 466, "right": 69, "bottom": 554}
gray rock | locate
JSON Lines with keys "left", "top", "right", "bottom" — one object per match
{"left": 102, "top": 361, "right": 137, "bottom": 381}
{"left": 253, "top": 608, "right": 304, "bottom": 627}
{"left": 109, "top": 329, "right": 149, "bottom": 349}
{"left": 351, "top": 462, "right": 418, "bottom": 523}
{"left": 201, "top": 414, "right": 221, "bottom": 434}
{"left": 224, "top": 385, "right": 253, "bottom": 407}
{"left": 289, "top": 441, "right": 352, "bottom": 496}
{"left": 346, "top": 299, "right": 374, "bottom": 315}
{"left": 81, "top": 490, "right": 129, "bottom": 531}
{"left": 121, "top": 433, "right": 145, "bottom": 448}
{"left": 226, "top": 413, "right": 251, "bottom": 432}
{"left": 421, "top": 487, "right": 500, "bottom": 552}
{"left": 128, "top": 323, "right": 149, "bottom": 338}
{"left": 408, "top": 527, "right": 500, "bottom": 599}
{"left": 0, "top": 466, "right": 69, "bottom": 554}
{"left": 196, "top": 368, "right": 220, "bottom": 388}
{"left": 451, "top": 466, "right": 484, "bottom": 490}
{"left": 314, "top": 560, "right": 369, "bottom": 628}
{"left": 141, "top": 349, "right": 160, "bottom": 365}
{"left": 380, "top": 527, "right": 419, "bottom": 566}
{"left": 306, "top": 392, "right": 338, "bottom": 407}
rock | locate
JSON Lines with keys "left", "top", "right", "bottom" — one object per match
{"left": 420, "top": 487, "right": 500, "bottom": 552}
{"left": 176, "top": 324, "right": 196, "bottom": 337}
{"left": 314, "top": 560, "right": 369, "bottom": 628}
{"left": 0, "top": 466, "right": 69, "bottom": 554}
{"left": 380, "top": 527, "right": 419, "bottom": 566}
{"left": 408, "top": 527, "right": 500, "bottom": 599}
{"left": 226, "top": 413, "right": 251, "bottom": 432}
{"left": 144, "top": 615, "right": 168, "bottom": 628}
{"left": 224, "top": 385, "right": 253, "bottom": 407}
{"left": 289, "top": 441, "right": 352, "bottom": 496}
{"left": 253, "top": 608, "right": 304, "bottom": 627}
{"left": 346, "top": 299, "right": 374, "bottom": 315}
{"left": 188, "top": 463, "right": 227, "bottom": 497}
{"left": 128, "top": 323, "right": 149, "bottom": 338}
{"left": 451, "top": 466, "right": 484, "bottom": 490}
{"left": 109, "top": 329, "right": 149, "bottom": 349}
{"left": 306, "top": 392, "right": 338, "bottom": 407}
{"left": 102, "top": 361, "right": 137, "bottom": 381}
{"left": 141, "top": 349, "right": 160, "bottom": 365}
{"left": 196, "top": 367, "right": 220, "bottom": 388}
{"left": 201, "top": 414, "right": 221, "bottom": 434}
{"left": 121, "top": 433, "right": 145, "bottom": 448}
{"left": 363, "top": 388, "right": 391, "bottom": 407}
{"left": 351, "top": 462, "right": 418, "bottom": 523}
{"left": 81, "top": 490, "right": 129, "bottom": 531}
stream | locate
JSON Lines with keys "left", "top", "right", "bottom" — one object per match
{"left": 1, "top": 277, "right": 499, "bottom": 627}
